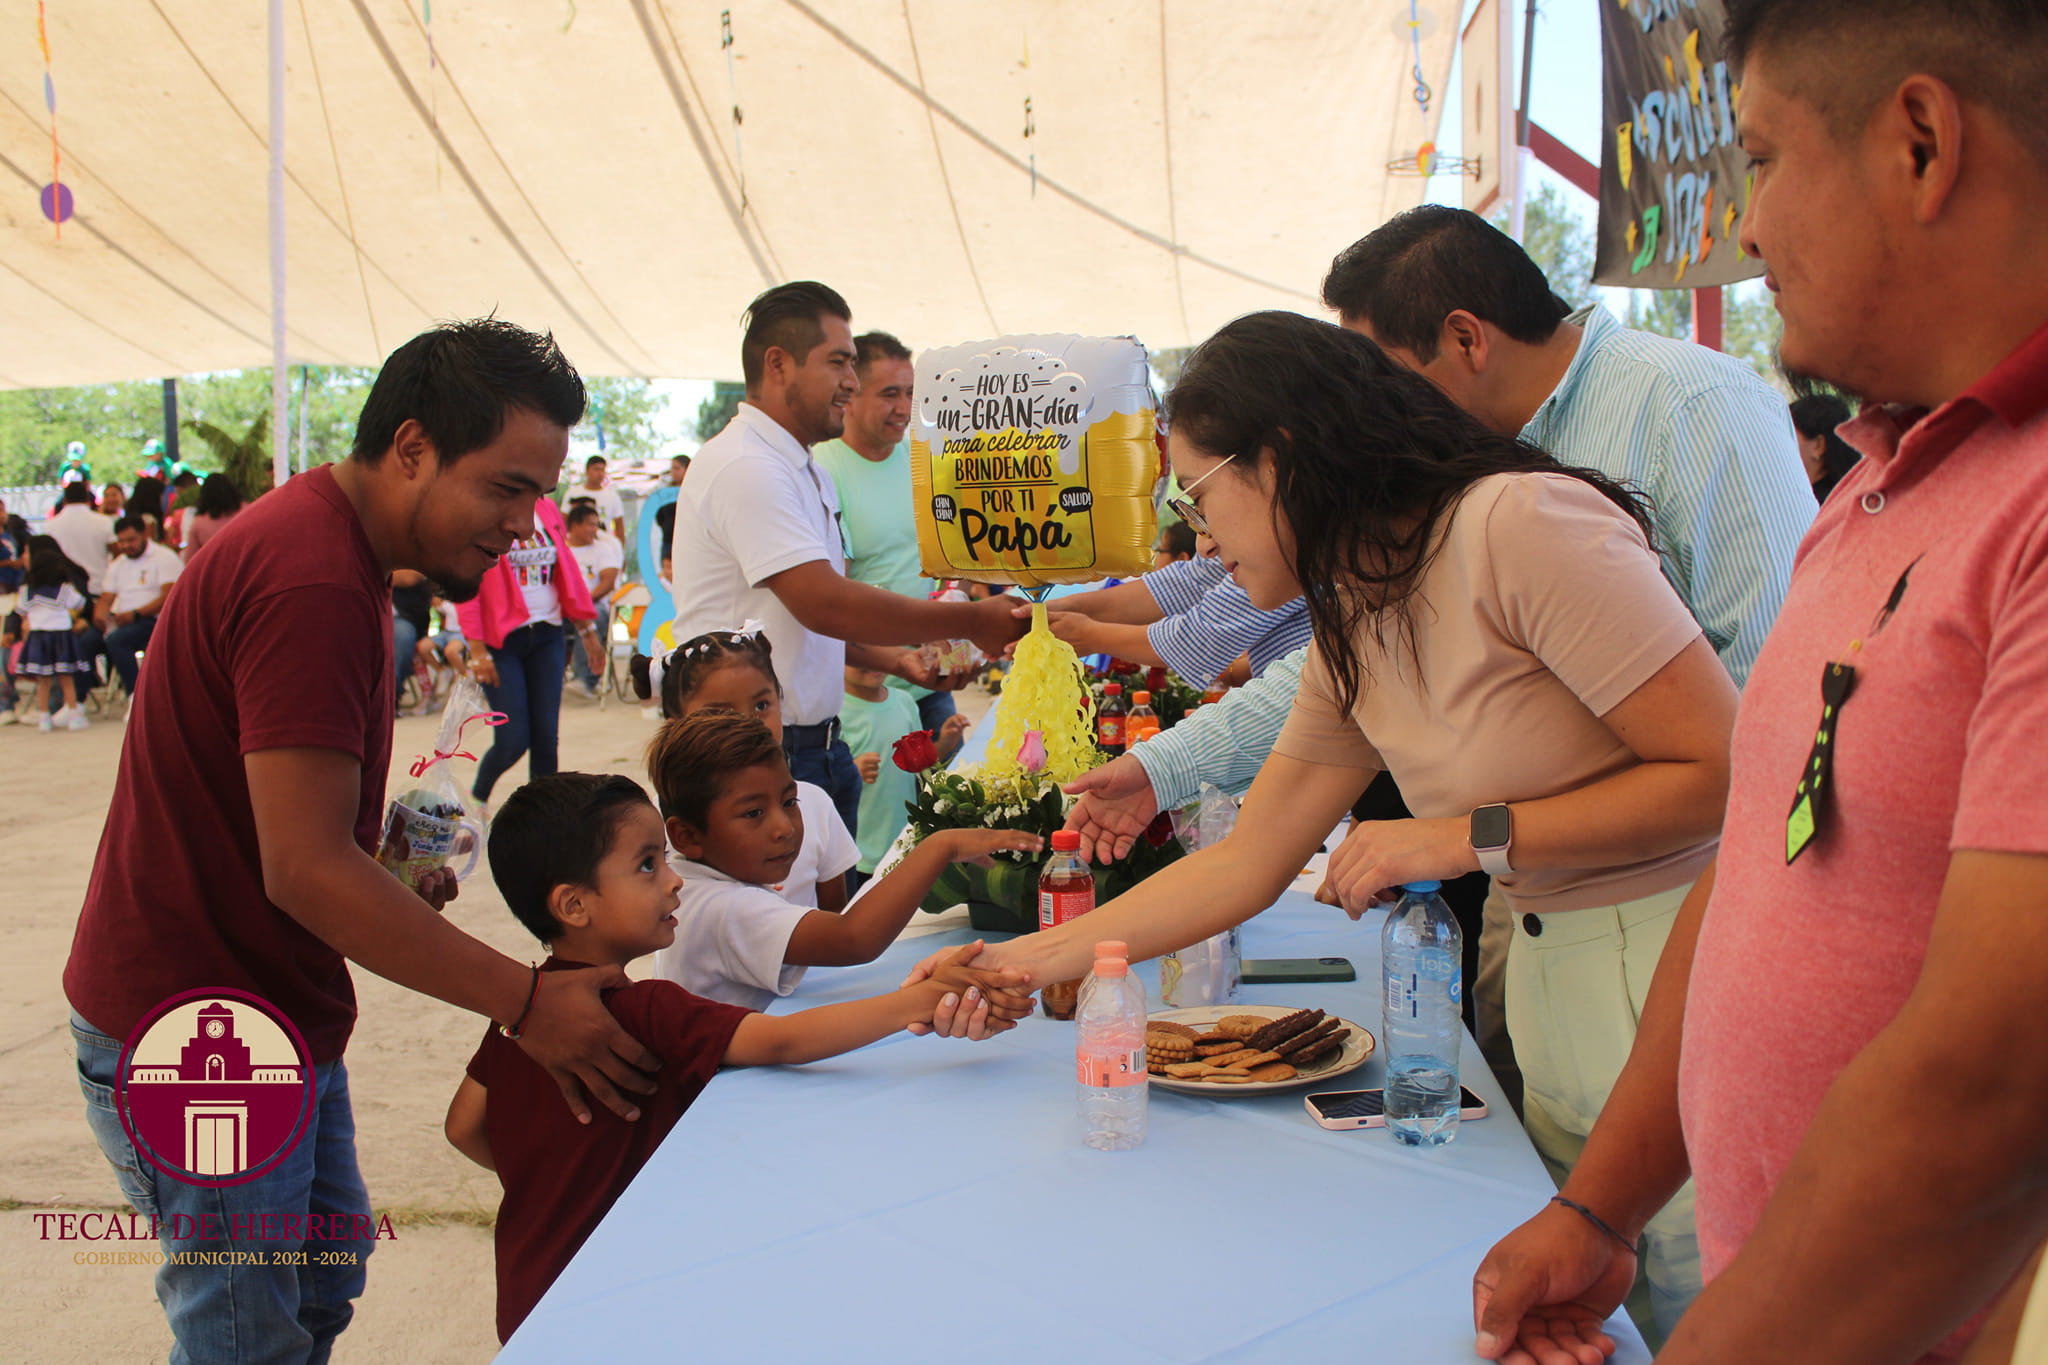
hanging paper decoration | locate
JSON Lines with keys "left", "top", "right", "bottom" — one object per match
{"left": 1594, "top": 1, "right": 1762, "bottom": 288}
{"left": 910, "top": 334, "right": 1157, "bottom": 590}
{"left": 36, "top": 0, "right": 66, "bottom": 237}
{"left": 721, "top": 9, "right": 749, "bottom": 211}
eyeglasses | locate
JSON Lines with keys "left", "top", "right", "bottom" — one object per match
{"left": 1165, "top": 452, "right": 1238, "bottom": 536}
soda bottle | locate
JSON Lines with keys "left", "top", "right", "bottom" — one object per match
{"left": 1200, "top": 680, "right": 1227, "bottom": 707}
{"left": 1076, "top": 939, "right": 1133, "bottom": 1019}
{"left": 1127, "top": 690, "right": 1160, "bottom": 745}
{"left": 1076, "top": 955, "right": 1148, "bottom": 1149}
{"left": 1037, "top": 831, "right": 1095, "bottom": 1020}
{"left": 1096, "top": 682, "right": 1129, "bottom": 756}
{"left": 1381, "top": 880, "right": 1463, "bottom": 1147}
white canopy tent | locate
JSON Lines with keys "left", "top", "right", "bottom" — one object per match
{"left": 2, "top": 0, "right": 1456, "bottom": 391}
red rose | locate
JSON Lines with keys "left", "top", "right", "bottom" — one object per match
{"left": 1106, "top": 657, "right": 1139, "bottom": 676}
{"left": 892, "top": 730, "right": 940, "bottom": 773}
{"left": 1143, "top": 810, "right": 1176, "bottom": 847}
{"left": 1145, "top": 666, "right": 1169, "bottom": 692}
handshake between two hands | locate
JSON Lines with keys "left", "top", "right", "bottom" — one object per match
{"left": 903, "top": 940, "right": 1039, "bottom": 1040}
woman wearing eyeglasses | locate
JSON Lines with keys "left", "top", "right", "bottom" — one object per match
{"left": 955, "top": 311, "right": 1739, "bottom": 1342}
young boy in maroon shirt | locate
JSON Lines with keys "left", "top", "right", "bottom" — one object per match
{"left": 446, "top": 765, "right": 1024, "bottom": 1342}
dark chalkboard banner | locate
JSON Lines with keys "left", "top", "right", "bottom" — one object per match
{"left": 1594, "top": 0, "right": 1765, "bottom": 290}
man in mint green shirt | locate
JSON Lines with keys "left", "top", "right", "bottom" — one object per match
{"left": 813, "top": 331, "right": 956, "bottom": 734}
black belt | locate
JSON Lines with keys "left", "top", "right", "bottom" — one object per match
{"left": 782, "top": 717, "right": 842, "bottom": 751}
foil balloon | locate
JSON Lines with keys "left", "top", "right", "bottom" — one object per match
{"left": 910, "top": 335, "right": 1158, "bottom": 589}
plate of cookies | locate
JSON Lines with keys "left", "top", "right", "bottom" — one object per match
{"left": 1145, "top": 1004, "right": 1374, "bottom": 1094}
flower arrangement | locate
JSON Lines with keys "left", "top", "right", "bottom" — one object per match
{"left": 889, "top": 605, "right": 1184, "bottom": 932}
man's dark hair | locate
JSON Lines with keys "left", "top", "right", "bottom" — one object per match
{"left": 740, "top": 282, "right": 851, "bottom": 388}
{"left": 1157, "top": 521, "right": 1197, "bottom": 558}
{"left": 1322, "top": 206, "right": 1572, "bottom": 364}
{"left": 60, "top": 482, "right": 94, "bottom": 506}
{"left": 585, "top": 454, "right": 606, "bottom": 468}
{"left": 853, "top": 330, "right": 912, "bottom": 375}
{"left": 113, "top": 515, "right": 148, "bottom": 538}
{"left": 1727, "top": 1, "right": 2048, "bottom": 170}
{"left": 565, "top": 502, "right": 602, "bottom": 527}
{"left": 350, "top": 318, "right": 586, "bottom": 467}
{"left": 172, "top": 470, "right": 198, "bottom": 488}
{"left": 487, "top": 772, "right": 654, "bottom": 943}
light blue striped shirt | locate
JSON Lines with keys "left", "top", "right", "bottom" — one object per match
{"left": 1141, "top": 557, "right": 1312, "bottom": 685}
{"left": 1132, "top": 305, "right": 1814, "bottom": 807}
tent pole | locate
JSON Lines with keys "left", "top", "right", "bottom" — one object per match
{"left": 298, "top": 364, "right": 311, "bottom": 473}
{"left": 161, "top": 379, "right": 181, "bottom": 468}
{"left": 268, "top": 0, "right": 288, "bottom": 490}
{"left": 1508, "top": 0, "right": 1538, "bottom": 242}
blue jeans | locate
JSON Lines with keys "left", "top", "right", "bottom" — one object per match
{"left": 391, "top": 613, "right": 421, "bottom": 700}
{"left": 474, "top": 621, "right": 566, "bottom": 801}
{"left": 570, "top": 604, "right": 609, "bottom": 688}
{"left": 916, "top": 688, "right": 957, "bottom": 736}
{"left": 73, "top": 1013, "right": 376, "bottom": 1365}
{"left": 106, "top": 615, "right": 158, "bottom": 692}
{"left": 785, "top": 736, "right": 862, "bottom": 840}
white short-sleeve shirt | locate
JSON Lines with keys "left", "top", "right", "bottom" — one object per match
{"left": 101, "top": 542, "right": 184, "bottom": 614}
{"left": 561, "top": 481, "right": 625, "bottom": 527}
{"left": 670, "top": 404, "right": 848, "bottom": 725}
{"left": 651, "top": 782, "right": 858, "bottom": 1010}
{"left": 43, "top": 506, "right": 117, "bottom": 594}
{"left": 569, "top": 533, "right": 624, "bottom": 608}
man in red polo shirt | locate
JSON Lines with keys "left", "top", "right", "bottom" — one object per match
{"left": 64, "top": 321, "right": 667, "bottom": 1364}
{"left": 1472, "top": 3, "right": 2048, "bottom": 1363}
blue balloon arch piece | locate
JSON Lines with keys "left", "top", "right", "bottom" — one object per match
{"left": 637, "top": 485, "right": 678, "bottom": 655}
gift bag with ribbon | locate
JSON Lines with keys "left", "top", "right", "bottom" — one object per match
{"left": 376, "top": 677, "right": 504, "bottom": 894}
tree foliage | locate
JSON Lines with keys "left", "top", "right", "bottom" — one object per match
{"left": 578, "top": 377, "right": 670, "bottom": 463}
{"left": 695, "top": 381, "right": 745, "bottom": 443}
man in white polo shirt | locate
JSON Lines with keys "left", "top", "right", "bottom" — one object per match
{"left": 671, "top": 281, "right": 1023, "bottom": 837}
{"left": 96, "top": 514, "right": 183, "bottom": 697}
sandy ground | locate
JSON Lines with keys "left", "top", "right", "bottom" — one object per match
{"left": 0, "top": 681, "right": 987, "bottom": 1363}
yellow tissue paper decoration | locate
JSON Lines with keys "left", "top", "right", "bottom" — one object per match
{"left": 911, "top": 334, "right": 1159, "bottom": 589}
{"left": 971, "top": 604, "right": 1100, "bottom": 785}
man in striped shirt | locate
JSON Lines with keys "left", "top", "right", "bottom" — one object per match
{"left": 1025, "top": 551, "right": 1311, "bottom": 687}
{"left": 1065, "top": 207, "right": 1813, "bottom": 1123}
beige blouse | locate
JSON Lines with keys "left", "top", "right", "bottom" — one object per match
{"left": 1273, "top": 472, "right": 1716, "bottom": 914}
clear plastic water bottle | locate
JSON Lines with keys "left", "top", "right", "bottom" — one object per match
{"left": 1076, "top": 939, "right": 1134, "bottom": 1019}
{"left": 1076, "top": 955, "right": 1148, "bottom": 1150}
{"left": 1381, "top": 880, "right": 1462, "bottom": 1147}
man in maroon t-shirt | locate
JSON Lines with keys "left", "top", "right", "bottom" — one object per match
{"left": 63, "top": 321, "right": 669, "bottom": 1365}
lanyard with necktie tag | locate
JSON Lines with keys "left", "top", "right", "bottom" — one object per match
{"left": 1785, "top": 557, "right": 1919, "bottom": 864}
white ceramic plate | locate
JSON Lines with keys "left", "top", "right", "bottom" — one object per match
{"left": 1146, "top": 1003, "right": 1376, "bottom": 1096}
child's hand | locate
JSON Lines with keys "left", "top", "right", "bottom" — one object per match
{"left": 905, "top": 941, "right": 1034, "bottom": 1039}
{"left": 934, "top": 713, "right": 971, "bottom": 762}
{"left": 854, "top": 751, "right": 881, "bottom": 785}
{"left": 935, "top": 828, "right": 1045, "bottom": 867}
{"left": 932, "top": 957, "right": 1037, "bottom": 1022}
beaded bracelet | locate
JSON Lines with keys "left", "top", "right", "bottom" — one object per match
{"left": 498, "top": 965, "right": 542, "bottom": 1039}
{"left": 1551, "top": 1196, "right": 1639, "bottom": 1254}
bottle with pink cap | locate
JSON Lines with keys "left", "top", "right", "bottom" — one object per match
{"left": 1076, "top": 945, "right": 1148, "bottom": 1150}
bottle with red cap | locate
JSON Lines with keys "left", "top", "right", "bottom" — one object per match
{"left": 1096, "top": 682, "right": 1129, "bottom": 755}
{"left": 1076, "top": 952, "right": 1148, "bottom": 1149}
{"left": 1037, "top": 830, "right": 1096, "bottom": 1020}
{"left": 1127, "top": 690, "right": 1161, "bottom": 745}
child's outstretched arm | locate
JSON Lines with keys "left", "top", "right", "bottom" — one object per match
{"left": 724, "top": 942, "right": 999, "bottom": 1067}
{"left": 444, "top": 1077, "right": 495, "bottom": 1172}
{"left": 784, "top": 829, "right": 1044, "bottom": 970}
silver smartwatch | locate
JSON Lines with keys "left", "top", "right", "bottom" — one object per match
{"left": 1470, "top": 803, "right": 1513, "bottom": 876}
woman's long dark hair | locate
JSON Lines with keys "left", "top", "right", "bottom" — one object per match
{"left": 1164, "top": 311, "right": 1655, "bottom": 714}
{"left": 22, "top": 535, "right": 80, "bottom": 592}
{"left": 128, "top": 475, "right": 166, "bottom": 524}
{"left": 196, "top": 473, "right": 245, "bottom": 519}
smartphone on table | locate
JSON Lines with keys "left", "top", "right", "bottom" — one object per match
{"left": 1305, "top": 1086, "right": 1490, "bottom": 1130}
{"left": 1239, "top": 956, "right": 1355, "bottom": 984}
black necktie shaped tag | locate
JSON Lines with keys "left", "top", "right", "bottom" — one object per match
{"left": 1786, "top": 660, "right": 1857, "bottom": 865}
